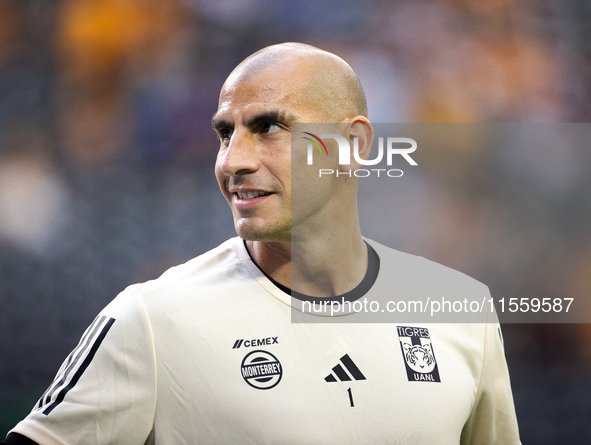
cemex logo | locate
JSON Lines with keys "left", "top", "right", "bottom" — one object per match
{"left": 303, "top": 133, "right": 418, "bottom": 178}
{"left": 232, "top": 337, "right": 278, "bottom": 349}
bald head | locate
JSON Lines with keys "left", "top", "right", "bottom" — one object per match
{"left": 223, "top": 43, "right": 367, "bottom": 121}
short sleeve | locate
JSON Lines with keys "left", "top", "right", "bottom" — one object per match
{"left": 460, "top": 321, "right": 521, "bottom": 444}
{"left": 8, "top": 287, "right": 157, "bottom": 445}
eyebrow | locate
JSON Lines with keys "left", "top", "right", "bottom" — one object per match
{"left": 211, "top": 109, "right": 297, "bottom": 132}
{"left": 211, "top": 116, "right": 230, "bottom": 132}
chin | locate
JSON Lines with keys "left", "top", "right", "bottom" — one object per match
{"left": 235, "top": 221, "right": 290, "bottom": 243}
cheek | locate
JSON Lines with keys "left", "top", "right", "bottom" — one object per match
{"left": 279, "top": 165, "right": 292, "bottom": 202}
{"left": 214, "top": 163, "right": 230, "bottom": 200}
{"left": 264, "top": 148, "right": 291, "bottom": 188}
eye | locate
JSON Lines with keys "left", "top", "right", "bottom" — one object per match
{"left": 218, "top": 128, "right": 233, "bottom": 142}
{"left": 261, "top": 122, "right": 282, "bottom": 134}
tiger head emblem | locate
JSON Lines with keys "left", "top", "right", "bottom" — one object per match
{"left": 402, "top": 343, "right": 436, "bottom": 373}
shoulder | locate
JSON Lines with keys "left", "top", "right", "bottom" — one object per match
{"left": 134, "top": 237, "right": 248, "bottom": 292}
{"left": 366, "top": 237, "right": 490, "bottom": 297}
{"left": 103, "top": 237, "right": 253, "bottom": 313}
{"left": 157, "top": 237, "right": 244, "bottom": 279}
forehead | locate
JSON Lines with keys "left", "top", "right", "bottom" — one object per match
{"left": 215, "top": 63, "right": 318, "bottom": 121}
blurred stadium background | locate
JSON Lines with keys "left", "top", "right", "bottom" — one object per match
{"left": 1, "top": 0, "right": 591, "bottom": 443}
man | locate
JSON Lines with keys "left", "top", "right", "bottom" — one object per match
{"left": 4, "top": 43, "right": 520, "bottom": 444}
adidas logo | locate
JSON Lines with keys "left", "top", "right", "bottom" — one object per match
{"left": 324, "top": 354, "right": 366, "bottom": 382}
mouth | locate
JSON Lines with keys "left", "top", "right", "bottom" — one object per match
{"left": 235, "top": 190, "right": 272, "bottom": 200}
{"left": 231, "top": 189, "right": 275, "bottom": 208}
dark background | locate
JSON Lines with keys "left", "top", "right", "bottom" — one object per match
{"left": 1, "top": 1, "right": 591, "bottom": 443}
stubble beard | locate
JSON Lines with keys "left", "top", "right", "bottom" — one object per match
{"left": 234, "top": 212, "right": 291, "bottom": 243}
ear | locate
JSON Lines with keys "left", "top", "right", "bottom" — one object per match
{"left": 344, "top": 116, "right": 374, "bottom": 170}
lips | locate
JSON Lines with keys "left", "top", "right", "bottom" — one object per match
{"left": 235, "top": 190, "right": 272, "bottom": 200}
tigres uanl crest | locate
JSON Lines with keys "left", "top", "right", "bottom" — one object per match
{"left": 397, "top": 326, "right": 441, "bottom": 382}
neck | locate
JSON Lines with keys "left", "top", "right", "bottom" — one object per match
{"left": 246, "top": 220, "right": 368, "bottom": 298}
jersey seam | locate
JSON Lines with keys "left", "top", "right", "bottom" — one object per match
{"left": 127, "top": 285, "right": 159, "bottom": 434}
{"left": 471, "top": 319, "right": 492, "bottom": 413}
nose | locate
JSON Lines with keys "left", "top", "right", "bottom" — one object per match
{"left": 216, "top": 129, "right": 260, "bottom": 177}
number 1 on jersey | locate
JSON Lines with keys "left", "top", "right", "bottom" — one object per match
{"left": 347, "top": 387, "right": 354, "bottom": 407}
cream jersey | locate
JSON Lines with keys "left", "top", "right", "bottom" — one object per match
{"left": 9, "top": 237, "right": 520, "bottom": 444}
